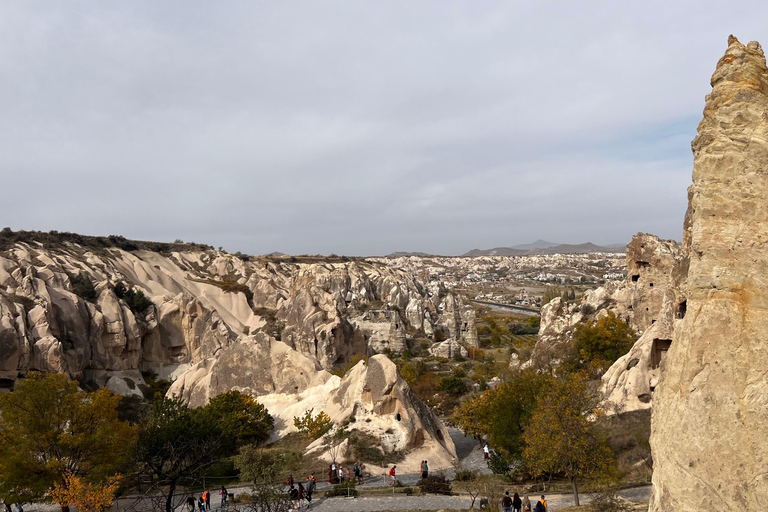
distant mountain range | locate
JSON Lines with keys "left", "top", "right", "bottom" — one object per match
{"left": 462, "top": 241, "right": 625, "bottom": 257}
{"left": 385, "top": 251, "right": 435, "bottom": 258}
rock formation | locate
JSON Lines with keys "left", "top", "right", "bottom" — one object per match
{"left": 649, "top": 36, "right": 768, "bottom": 511}
{"left": 524, "top": 233, "right": 684, "bottom": 414}
{"left": 0, "top": 234, "right": 477, "bottom": 391}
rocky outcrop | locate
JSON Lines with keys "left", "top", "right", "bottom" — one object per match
{"left": 649, "top": 36, "right": 768, "bottom": 511}
{"left": 525, "top": 234, "right": 683, "bottom": 384}
{"left": 0, "top": 236, "right": 476, "bottom": 391}
{"left": 258, "top": 355, "right": 457, "bottom": 472}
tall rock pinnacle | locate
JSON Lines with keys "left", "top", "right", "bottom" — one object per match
{"left": 649, "top": 36, "right": 768, "bottom": 511}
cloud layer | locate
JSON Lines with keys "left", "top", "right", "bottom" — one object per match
{"left": 1, "top": 1, "right": 766, "bottom": 255}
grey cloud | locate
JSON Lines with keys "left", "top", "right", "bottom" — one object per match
{"left": 1, "top": 1, "right": 766, "bottom": 255}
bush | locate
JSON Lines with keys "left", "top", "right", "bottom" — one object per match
{"left": 454, "top": 469, "right": 478, "bottom": 481}
{"left": 418, "top": 474, "right": 451, "bottom": 495}
{"left": 588, "top": 489, "right": 633, "bottom": 512}
{"left": 69, "top": 273, "right": 97, "bottom": 302}
{"left": 436, "top": 376, "right": 468, "bottom": 396}
{"left": 324, "top": 479, "right": 358, "bottom": 497}
{"left": 487, "top": 450, "right": 513, "bottom": 475}
{"left": 113, "top": 281, "right": 153, "bottom": 314}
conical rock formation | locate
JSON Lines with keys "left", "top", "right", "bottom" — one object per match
{"left": 649, "top": 36, "right": 768, "bottom": 511}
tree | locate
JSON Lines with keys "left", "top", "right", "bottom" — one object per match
{"left": 49, "top": 471, "right": 122, "bottom": 512}
{"left": 436, "top": 376, "right": 468, "bottom": 396}
{"left": 0, "top": 373, "right": 135, "bottom": 511}
{"left": 541, "top": 286, "right": 561, "bottom": 306}
{"left": 452, "top": 370, "right": 553, "bottom": 459}
{"left": 235, "top": 445, "right": 293, "bottom": 512}
{"left": 206, "top": 390, "right": 274, "bottom": 448}
{"left": 293, "top": 408, "right": 333, "bottom": 440}
{"left": 134, "top": 397, "right": 227, "bottom": 512}
{"left": 323, "top": 426, "right": 348, "bottom": 465}
{"left": 570, "top": 312, "right": 636, "bottom": 376}
{"left": 523, "top": 372, "right": 616, "bottom": 506}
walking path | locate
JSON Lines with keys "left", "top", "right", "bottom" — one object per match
{"left": 308, "top": 486, "right": 651, "bottom": 511}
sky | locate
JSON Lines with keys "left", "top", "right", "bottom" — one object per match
{"left": 1, "top": 2, "right": 767, "bottom": 256}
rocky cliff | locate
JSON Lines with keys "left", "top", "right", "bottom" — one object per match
{"left": 649, "top": 36, "right": 768, "bottom": 511}
{"left": 0, "top": 232, "right": 476, "bottom": 392}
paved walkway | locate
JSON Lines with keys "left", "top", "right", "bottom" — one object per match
{"left": 308, "top": 486, "right": 651, "bottom": 511}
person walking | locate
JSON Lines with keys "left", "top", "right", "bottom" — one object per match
{"left": 513, "top": 492, "right": 522, "bottom": 512}
{"left": 388, "top": 464, "right": 397, "bottom": 486}
{"left": 483, "top": 444, "right": 490, "bottom": 460}
{"left": 534, "top": 495, "right": 547, "bottom": 512}
{"left": 219, "top": 486, "right": 228, "bottom": 509}
{"left": 187, "top": 495, "right": 196, "bottom": 512}
{"left": 297, "top": 482, "right": 306, "bottom": 508}
{"left": 328, "top": 464, "right": 333, "bottom": 483}
{"left": 357, "top": 462, "right": 365, "bottom": 484}
{"left": 502, "top": 491, "right": 513, "bottom": 512}
{"left": 422, "top": 460, "right": 429, "bottom": 479}
{"left": 306, "top": 474, "right": 317, "bottom": 503}
{"left": 197, "top": 495, "right": 205, "bottom": 512}
{"left": 203, "top": 489, "right": 211, "bottom": 511}
{"left": 287, "top": 472, "right": 294, "bottom": 487}
{"left": 337, "top": 465, "right": 344, "bottom": 483}
{"left": 522, "top": 495, "right": 531, "bottom": 512}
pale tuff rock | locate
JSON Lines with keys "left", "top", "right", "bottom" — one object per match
{"left": 524, "top": 233, "right": 685, "bottom": 414}
{"left": 262, "top": 355, "right": 457, "bottom": 473}
{"left": 0, "top": 242, "right": 474, "bottom": 389}
{"left": 649, "top": 36, "right": 768, "bottom": 511}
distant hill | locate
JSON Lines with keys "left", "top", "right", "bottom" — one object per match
{"left": 385, "top": 251, "right": 435, "bottom": 258}
{"left": 462, "top": 242, "right": 625, "bottom": 257}
{"left": 510, "top": 239, "right": 561, "bottom": 250}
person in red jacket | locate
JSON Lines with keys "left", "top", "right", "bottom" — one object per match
{"left": 388, "top": 464, "right": 397, "bottom": 486}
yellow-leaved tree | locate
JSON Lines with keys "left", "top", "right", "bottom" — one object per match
{"left": 522, "top": 372, "right": 616, "bottom": 506}
{"left": 293, "top": 408, "right": 333, "bottom": 439}
{"left": 49, "top": 471, "right": 122, "bottom": 512}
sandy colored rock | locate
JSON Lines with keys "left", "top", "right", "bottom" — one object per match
{"left": 649, "top": 36, "right": 768, "bottom": 511}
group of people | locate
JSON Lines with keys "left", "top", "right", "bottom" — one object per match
{"left": 327, "top": 461, "right": 364, "bottom": 484}
{"left": 1, "top": 501, "right": 22, "bottom": 512}
{"left": 186, "top": 487, "right": 229, "bottom": 512}
{"left": 286, "top": 472, "right": 317, "bottom": 508}
{"left": 419, "top": 460, "right": 429, "bottom": 479}
{"left": 501, "top": 492, "right": 548, "bottom": 512}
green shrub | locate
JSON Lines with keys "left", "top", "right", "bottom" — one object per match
{"left": 436, "top": 376, "right": 468, "bottom": 396}
{"left": 69, "top": 273, "right": 97, "bottom": 302}
{"left": 454, "top": 469, "right": 477, "bottom": 481}
{"left": 418, "top": 474, "right": 451, "bottom": 495}
{"left": 113, "top": 281, "right": 153, "bottom": 314}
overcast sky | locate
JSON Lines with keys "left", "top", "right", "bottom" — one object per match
{"left": 1, "top": 2, "right": 767, "bottom": 256}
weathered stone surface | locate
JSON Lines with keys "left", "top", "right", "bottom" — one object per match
{"left": 649, "top": 36, "right": 768, "bottom": 511}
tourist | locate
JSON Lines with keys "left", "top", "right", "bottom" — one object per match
{"left": 422, "top": 459, "right": 429, "bottom": 479}
{"left": 306, "top": 474, "right": 317, "bottom": 503}
{"left": 289, "top": 484, "right": 298, "bottom": 505}
{"left": 534, "top": 495, "right": 547, "bottom": 512}
{"left": 287, "top": 472, "right": 294, "bottom": 487}
{"left": 353, "top": 461, "right": 361, "bottom": 481}
{"left": 513, "top": 492, "right": 522, "bottom": 512}
{"left": 187, "top": 495, "right": 196, "bottom": 512}
{"left": 357, "top": 461, "right": 365, "bottom": 484}
{"left": 338, "top": 465, "right": 344, "bottom": 483}
{"left": 203, "top": 489, "right": 211, "bottom": 511}
{"left": 483, "top": 443, "right": 490, "bottom": 460}
{"left": 502, "top": 491, "right": 513, "bottom": 512}
{"left": 344, "top": 465, "right": 350, "bottom": 482}
{"left": 522, "top": 495, "right": 531, "bottom": 512}
{"left": 219, "top": 486, "right": 228, "bottom": 509}
{"left": 328, "top": 464, "right": 333, "bottom": 483}
{"left": 297, "top": 482, "right": 306, "bottom": 508}
{"left": 388, "top": 464, "right": 397, "bottom": 486}
{"left": 197, "top": 495, "right": 205, "bottom": 512}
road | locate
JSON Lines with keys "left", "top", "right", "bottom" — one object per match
{"left": 471, "top": 300, "right": 540, "bottom": 316}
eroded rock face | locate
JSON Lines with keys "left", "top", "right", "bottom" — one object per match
{"left": 258, "top": 355, "right": 457, "bottom": 472}
{"left": 0, "top": 241, "right": 475, "bottom": 390}
{"left": 649, "top": 36, "right": 768, "bottom": 511}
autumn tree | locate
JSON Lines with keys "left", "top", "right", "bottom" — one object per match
{"left": 206, "top": 390, "right": 274, "bottom": 448}
{"left": 452, "top": 369, "right": 553, "bottom": 459}
{"left": 569, "top": 312, "right": 636, "bottom": 376}
{"left": 522, "top": 372, "right": 616, "bottom": 506}
{"left": 49, "top": 471, "right": 122, "bottom": 512}
{"left": 293, "top": 408, "right": 333, "bottom": 440}
{"left": 0, "top": 372, "right": 135, "bottom": 511}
